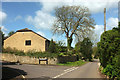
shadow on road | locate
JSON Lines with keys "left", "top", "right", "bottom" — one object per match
{"left": 2, "top": 66, "right": 27, "bottom": 80}
{"left": 2, "top": 61, "right": 21, "bottom": 65}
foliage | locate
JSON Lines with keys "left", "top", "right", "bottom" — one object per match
{"left": 0, "top": 30, "right": 5, "bottom": 46}
{"left": 57, "top": 60, "right": 86, "bottom": 66}
{"left": 97, "top": 22, "right": 120, "bottom": 79}
{"left": 26, "top": 51, "right": 58, "bottom": 58}
{"left": 102, "top": 64, "right": 120, "bottom": 79}
{"left": 79, "top": 37, "right": 93, "bottom": 61}
{"left": 48, "top": 39, "right": 58, "bottom": 53}
{"left": 74, "top": 42, "right": 83, "bottom": 59}
{"left": 56, "top": 41, "right": 67, "bottom": 52}
{"left": 3, "top": 47, "right": 58, "bottom": 58}
{"left": 48, "top": 40, "right": 67, "bottom": 53}
{"left": 58, "top": 53, "right": 64, "bottom": 56}
{"left": 52, "top": 5, "right": 95, "bottom": 50}
{"left": 97, "top": 27, "right": 120, "bottom": 68}
{"left": 75, "top": 42, "right": 81, "bottom": 53}
{"left": 3, "top": 47, "right": 25, "bottom": 56}
{"left": 8, "top": 31, "right": 15, "bottom": 37}
{"left": 92, "top": 46, "right": 99, "bottom": 59}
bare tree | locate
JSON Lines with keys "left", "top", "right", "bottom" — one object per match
{"left": 52, "top": 6, "right": 95, "bottom": 50}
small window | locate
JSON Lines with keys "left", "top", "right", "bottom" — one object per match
{"left": 25, "top": 40, "right": 31, "bottom": 46}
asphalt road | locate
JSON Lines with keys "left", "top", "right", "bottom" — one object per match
{"left": 58, "top": 61, "right": 101, "bottom": 78}
{"left": 2, "top": 59, "right": 103, "bottom": 79}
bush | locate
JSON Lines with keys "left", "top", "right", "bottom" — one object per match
{"left": 102, "top": 64, "right": 120, "bottom": 79}
{"left": 3, "top": 47, "right": 24, "bottom": 56}
{"left": 59, "top": 53, "right": 64, "bottom": 56}
{"left": 48, "top": 39, "right": 58, "bottom": 53}
{"left": 3, "top": 47, "right": 58, "bottom": 58}
{"left": 92, "top": 46, "right": 99, "bottom": 59}
{"left": 97, "top": 23, "right": 120, "bottom": 79}
{"left": 56, "top": 41, "right": 67, "bottom": 52}
{"left": 79, "top": 37, "right": 93, "bottom": 61}
{"left": 97, "top": 27, "right": 120, "bottom": 68}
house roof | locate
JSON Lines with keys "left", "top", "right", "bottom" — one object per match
{"left": 5, "top": 28, "right": 50, "bottom": 41}
{"left": 16, "top": 28, "right": 32, "bottom": 32}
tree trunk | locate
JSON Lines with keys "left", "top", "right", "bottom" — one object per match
{"left": 67, "top": 37, "right": 73, "bottom": 51}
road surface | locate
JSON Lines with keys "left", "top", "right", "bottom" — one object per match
{"left": 2, "top": 59, "right": 103, "bottom": 79}
{"left": 58, "top": 61, "right": 101, "bottom": 78}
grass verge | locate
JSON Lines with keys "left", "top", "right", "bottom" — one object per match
{"left": 57, "top": 60, "right": 87, "bottom": 66}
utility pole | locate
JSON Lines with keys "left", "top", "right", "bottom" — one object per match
{"left": 104, "top": 8, "right": 106, "bottom": 31}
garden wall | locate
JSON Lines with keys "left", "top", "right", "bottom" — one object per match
{"left": 0, "top": 53, "right": 78, "bottom": 64}
{"left": 58, "top": 55, "right": 77, "bottom": 63}
{"left": 0, "top": 53, "right": 58, "bottom": 64}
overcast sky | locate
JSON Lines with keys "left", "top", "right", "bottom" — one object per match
{"left": 0, "top": 0, "right": 119, "bottom": 47}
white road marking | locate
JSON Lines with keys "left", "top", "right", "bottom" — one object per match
{"left": 64, "top": 67, "right": 75, "bottom": 71}
{"left": 53, "top": 67, "right": 79, "bottom": 78}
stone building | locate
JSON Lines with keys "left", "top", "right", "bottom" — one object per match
{"left": 4, "top": 28, "right": 50, "bottom": 52}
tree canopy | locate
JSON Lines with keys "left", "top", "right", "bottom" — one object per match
{"left": 0, "top": 29, "right": 5, "bottom": 46}
{"left": 52, "top": 6, "right": 95, "bottom": 50}
{"left": 48, "top": 39, "right": 57, "bottom": 53}
{"left": 79, "top": 37, "right": 93, "bottom": 61}
{"left": 97, "top": 22, "right": 120, "bottom": 79}
{"left": 8, "top": 31, "right": 15, "bottom": 37}
{"left": 98, "top": 27, "right": 120, "bottom": 68}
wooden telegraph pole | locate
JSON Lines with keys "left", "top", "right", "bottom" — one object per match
{"left": 104, "top": 8, "right": 106, "bottom": 31}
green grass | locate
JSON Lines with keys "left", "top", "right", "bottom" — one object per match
{"left": 57, "top": 60, "right": 87, "bottom": 66}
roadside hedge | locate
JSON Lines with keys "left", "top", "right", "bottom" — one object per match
{"left": 2, "top": 47, "right": 58, "bottom": 58}
{"left": 97, "top": 23, "right": 120, "bottom": 79}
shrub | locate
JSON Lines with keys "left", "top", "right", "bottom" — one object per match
{"left": 97, "top": 22, "right": 120, "bottom": 79}
{"left": 97, "top": 27, "right": 120, "bottom": 68}
{"left": 3, "top": 47, "right": 24, "bottom": 55}
{"left": 79, "top": 37, "right": 93, "bottom": 61}
{"left": 3, "top": 47, "right": 58, "bottom": 58}
{"left": 102, "top": 64, "right": 120, "bottom": 79}
{"left": 48, "top": 39, "right": 58, "bottom": 53}
{"left": 59, "top": 53, "right": 64, "bottom": 56}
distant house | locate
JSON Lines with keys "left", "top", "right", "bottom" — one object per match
{"left": 4, "top": 28, "right": 50, "bottom": 52}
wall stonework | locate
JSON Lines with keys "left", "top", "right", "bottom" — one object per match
{"left": 58, "top": 55, "right": 77, "bottom": 63}
{"left": 1, "top": 53, "right": 78, "bottom": 65}
{"left": 1, "top": 53, "right": 58, "bottom": 64}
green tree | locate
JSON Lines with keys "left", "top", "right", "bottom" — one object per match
{"left": 97, "top": 22, "right": 120, "bottom": 79}
{"left": 75, "top": 42, "right": 81, "bottom": 53}
{"left": 48, "top": 39, "right": 57, "bottom": 53}
{"left": 52, "top": 6, "right": 95, "bottom": 51}
{"left": 8, "top": 31, "right": 15, "bottom": 37}
{"left": 0, "top": 29, "right": 5, "bottom": 46}
{"left": 80, "top": 37, "right": 93, "bottom": 61}
{"left": 97, "top": 27, "right": 120, "bottom": 68}
{"left": 92, "top": 46, "right": 98, "bottom": 58}
{"left": 56, "top": 41, "right": 66, "bottom": 52}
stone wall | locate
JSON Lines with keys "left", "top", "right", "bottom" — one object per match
{"left": 0, "top": 53, "right": 78, "bottom": 65}
{"left": 58, "top": 55, "right": 77, "bottom": 63}
{"left": 0, "top": 53, "right": 58, "bottom": 64}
